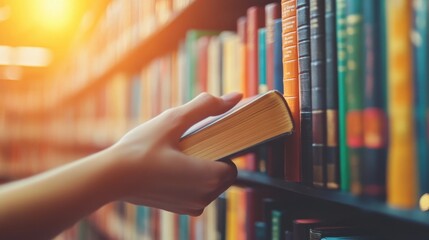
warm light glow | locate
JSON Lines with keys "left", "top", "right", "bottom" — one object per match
{"left": 0, "top": 45, "right": 52, "bottom": 67}
{"left": 0, "top": 5, "right": 11, "bottom": 22}
{"left": 36, "top": 0, "right": 73, "bottom": 30}
{"left": 15, "top": 47, "right": 52, "bottom": 67}
{"left": 0, "top": 46, "right": 13, "bottom": 65}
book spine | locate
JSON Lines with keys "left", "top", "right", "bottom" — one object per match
{"left": 247, "top": 6, "right": 265, "bottom": 97}
{"left": 266, "top": 3, "right": 281, "bottom": 90}
{"left": 259, "top": 28, "right": 268, "bottom": 93}
{"left": 238, "top": 16, "right": 248, "bottom": 97}
{"left": 282, "top": 0, "right": 301, "bottom": 182}
{"left": 297, "top": 0, "right": 313, "bottom": 185}
{"left": 362, "top": 0, "right": 388, "bottom": 199}
{"left": 336, "top": 0, "right": 349, "bottom": 191}
{"left": 386, "top": 0, "right": 417, "bottom": 208}
{"left": 197, "top": 36, "right": 210, "bottom": 93}
{"left": 310, "top": 0, "right": 326, "bottom": 187}
{"left": 345, "top": 0, "right": 364, "bottom": 195}
{"left": 217, "top": 193, "right": 227, "bottom": 240}
{"left": 412, "top": 0, "right": 429, "bottom": 197}
{"left": 324, "top": 0, "right": 339, "bottom": 190}
{"left": 274, "top": 19, "right": 284, "bottom": 94}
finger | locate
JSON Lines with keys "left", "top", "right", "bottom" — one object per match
{"left": 172, "top": 92, "right": 242, "bottom": 137}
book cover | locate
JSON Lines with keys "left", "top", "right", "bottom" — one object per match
{"left": 386, "top": 0, "right": 417, "bottom": 208}
{"left": 297, "top": 0, "right": 313, "bottom": 185}
{"left": 237, "top": 16, "right": 248, "bottom": 98}
{"left": 179, "top": 90, "right": 294, "bottom": 161}
{"left": 271, "top": 210, "right": 285, "bottom": 240}
{"left": 336, "top": 0, "right": 349, "bottom": 191}
{"left": 258, "top": 28, "right": 268, "bottom": 93}
{"left": 247, "top": 6, "right": 265, "bottom": 97}
{"left": 266, "top": 3, "right": 281, "bottom": 90}
{"left": 310, "top": 0, "right": 327, "bottom": 187}
{"left": 282, "top": 0, "right": 301, "bottom": 182}
{"left": 186, "top": 30, "right": 219, "bottom": 101}
{"left": 207, "top": 36, "right": 222, "bottom": 97}
{"left": 362, "top": 0, "right": 388, "bottom": 199}
{"left": 325, "top": 0, "right": 339, "bottom": 190}
{"left": 217, "top": 193, "right": 227, "bottom": 240}
{"left": 196, "top": 36, "right": 211, "bottom": 93}
{"left": 221, "top": 31, "right": 240, "bottom": 94}
{"left": 345, "top": 0, "right": 364, "bottom": 195}
{"left": 412, "top": 0, "right": 429, "bottom": 197}
{"left": 273, "top": 19, "right": 284, "bottom": 94}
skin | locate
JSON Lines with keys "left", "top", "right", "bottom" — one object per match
{"left": 0, "top": 92, "right": 243, "bottom": 240}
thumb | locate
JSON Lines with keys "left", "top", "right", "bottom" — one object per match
{"left": 173, "top": 92, "right": 242, "bottom": 137}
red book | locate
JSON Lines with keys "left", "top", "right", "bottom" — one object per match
{"left": 247, "top": 6, "right": 265, "bottom": 97}
{"left": 196, "top": 36, "right": 211, "bottom": 92}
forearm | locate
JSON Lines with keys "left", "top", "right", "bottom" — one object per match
{"left": 0, "top": 147, "right": 122, "bottom": 240}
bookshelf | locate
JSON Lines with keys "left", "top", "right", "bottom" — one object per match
{"left": 1, "top": 0, "right": 428, "bottom": 239}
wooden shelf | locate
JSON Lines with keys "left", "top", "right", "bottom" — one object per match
{"left": 237, "top": 170, "right": 429, "bottom": 229}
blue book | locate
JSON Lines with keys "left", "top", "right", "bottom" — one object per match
{"left": 179, "top": 215, "right": 189, "bottom": 240}
{"left": 412, "top": 0, "right": 429, "bottom": 196}
{"left": 273, "top": 19, "right": 284, "bottom": 93}
{"left": 258, "top": 28, "right": 267, "bottom": 93}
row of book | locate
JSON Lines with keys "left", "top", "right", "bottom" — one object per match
{"left": 285, "top": 0, "right": 428, "bottom": 211}
{"left": 62, "top": 185, "right": 427, "bottom": 240}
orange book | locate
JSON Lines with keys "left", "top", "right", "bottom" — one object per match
{"left": 282, "top": 0, "right": 301, "bottom": 182}
{"left": 386, "top": 0, "right": 417, "bottom": 208}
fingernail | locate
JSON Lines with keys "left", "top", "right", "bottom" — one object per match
{"left": 221, "top": 92, "right": 242, "bottom": 102}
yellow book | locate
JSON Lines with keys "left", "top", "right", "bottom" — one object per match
{"left": 226, "top": 187, "right": 239, "bottom": 240}
{"left": 386, "top": 0, "right": 417, "bottom": 208}
{"left": 179, "top": 90, "right": 294, "bottom": 161}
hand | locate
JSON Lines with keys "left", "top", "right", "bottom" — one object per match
{"left": 109, "top": 92, "right": 243, "bottom": 216}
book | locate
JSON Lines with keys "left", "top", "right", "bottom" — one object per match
{"left": 293, "top": 219, "right": 322, "bottom": 240}
{"left": 386, "top": 0, "right": 417, "bottom": 209}
{"left": 324, "top": 0, "right": 339, "bottom": 190}
{"left": 345, "top": 0, "right": 365, "bottom": 195}
{"left": 179, "top": 90, "right": 294, "bottom": 161}
{"left": 336, "top": 0, "right": 350, "bottom": 192}
{"left": 297, "top": 0, "right": 313, "bottom": 185}
{"left": 247, "top": 6, "right": 265, "bottom": 97}
{"left": 282, "top": 0, "right": 301, "bottom": 182}
{"left": 412, "top": 0, "right": 429, "bottom": 197}
{"left": 265, "top": 3, "right": 281, "bottom": 90}
{"left": 362, "top": 0, "right": 387, "bottom": 199}
{"left": 258, "top": 28, "right": 268, "bottom": 93}
{"left": 273, "top": 19, "right": 284, "bottom": 94}
{"left": 310, "top": 0, "right": 327, "bottom": 187}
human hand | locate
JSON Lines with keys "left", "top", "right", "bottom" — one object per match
{"left": 108, "top": 92, "right": 243, "bottom": 216}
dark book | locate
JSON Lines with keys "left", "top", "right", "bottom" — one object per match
{"left": 362, "top": 0, "right": 387, "bottom": 199}
{"left": 310, "top": 0, "right": 327, "bottom": 188}
{"left": 345, "top": 0, "right": 365, "bottom": 195}
{"left": 282, "top": 0, "right": 301, "bottom": 182}
{"left": 324, "top": 0, "right": 340, "bottom": 190}
{"left": 293, "top": 218, "right": 322, "bottom": 240}
{"left": 216, "top": 193, "right": 227, "bottom": 240}
{"left": 309, "top": 226, "right": 364, "bottom": 240}
{"left": 297, "top": 0, "right": 313, "bottom": 185}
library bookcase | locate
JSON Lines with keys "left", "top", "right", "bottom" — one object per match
{"left": 0, "top": 0, "right": 428, "bottom": 239}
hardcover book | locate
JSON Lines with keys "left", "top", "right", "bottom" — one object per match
{"left": 179, "top": 90, "right": 294, "bottom": 161}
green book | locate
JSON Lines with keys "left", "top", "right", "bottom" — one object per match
{"left": 336, "top": 0, "right": 350, "bottom": 191}
{"left": 271, "top": 210, "right": 284, "bottom": 240}
{"left": 345, "top": 0, "right": 365, "bottom": 195}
